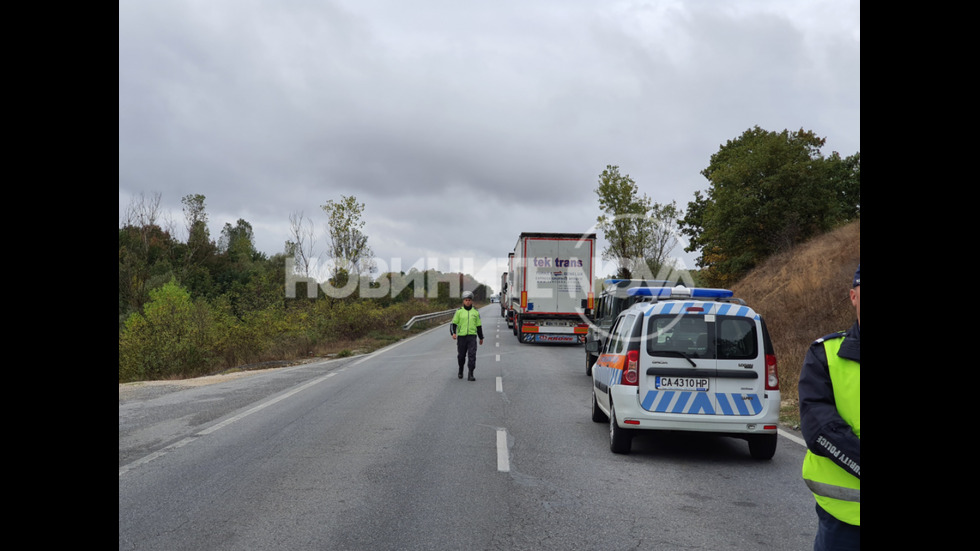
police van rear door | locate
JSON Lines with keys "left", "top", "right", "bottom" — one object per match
{"left": 712, "top": 308, "right": 767, "bottom": 418}
{"left": 639, "top": 308, "right": 719, "bottom": 415}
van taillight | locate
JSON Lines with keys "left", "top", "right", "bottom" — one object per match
{"left": 765, "top": 353, "right": 779, "bottom": 390}
{"left": 623, "top": 350, "right": 639, "bottom": 385}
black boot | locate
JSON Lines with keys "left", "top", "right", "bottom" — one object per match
{"left": 458, "top": 365, "right": 464, "bottom": 379}
{"left": 467, "top": 368, "right": 475, "bottom": 381}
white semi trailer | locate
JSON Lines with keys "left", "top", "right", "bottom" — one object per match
{"left": 509, "top": 232, "right": 595, "bottom": 344}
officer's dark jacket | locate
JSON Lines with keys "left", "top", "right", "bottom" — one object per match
{"left": 799, "top": 320, "right": 860, "bottom": 479}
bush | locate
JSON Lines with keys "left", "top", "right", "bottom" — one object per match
{"left": 120, "top": 278, "right": 477, "bottom": 382}
{"left": 119, "top": 278, "right": 220, "bottom": 382}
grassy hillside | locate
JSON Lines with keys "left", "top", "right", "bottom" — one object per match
{"left": 730, "top": 219, "right": 860, "bottom": 426}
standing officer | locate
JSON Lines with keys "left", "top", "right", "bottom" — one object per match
{"left": 800, "top": 264, "right": 860, "bottom": 550}
{"left": 451, "top": 291, "right": 484, "bottom": 381}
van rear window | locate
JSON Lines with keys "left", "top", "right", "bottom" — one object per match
{"left": 646, "top": 315, "right": 757, "bottom": 360}
{"left": 716, "top": 317, "right": 758, "bottom": 359}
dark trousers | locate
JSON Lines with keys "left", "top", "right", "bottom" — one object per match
{"left": 456, "top": 335, "right": 478, "bottom": 371}
{"left": 813, "top": 504, "right": 859, "bottom": 551}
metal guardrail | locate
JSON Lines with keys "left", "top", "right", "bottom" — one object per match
{"left": 402, "top": 309, "right": 456, "bottom": 330}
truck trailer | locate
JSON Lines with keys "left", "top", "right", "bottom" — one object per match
{"left": 505, "top": 252, "right": 515, "bottom": 328}
{"left": 499, "top": 270, "right": 508, "bottom": 317}
{"left": 509, "top": 232, "right": 595, "bottom": 344}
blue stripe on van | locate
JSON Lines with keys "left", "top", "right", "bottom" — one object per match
{"left": 640, "top": 391, "right": 763, "bottom": 415}
{"left": 595, "top": 364, "right": 621, "bottom": 387}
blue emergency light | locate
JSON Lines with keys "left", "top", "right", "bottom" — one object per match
{"left": 626, "top": 286, "right": 734, "bottom": 299}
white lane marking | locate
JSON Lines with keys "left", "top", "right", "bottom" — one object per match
{"left": 120, "top": 331, "right": 423, "bottom": 477}
{"left": 496, "top": 377, "right": 503, "bottom": 393}
{"left": 778, "top": 428, "right": 806, "bottom": 447}
{"left": 120, "top": 374, "right": 334, "bottom": 477}
{"left": 495, "top": 354, "right": 500, "bottom": 361}
{"left": 118, "top": 438, "right": 195, "bottom": 476}
{"left": 496, "top": 429, "right": 510, "bottom": 472}
{"left": 197, "top": 375, "right": 331, "bottom": 436}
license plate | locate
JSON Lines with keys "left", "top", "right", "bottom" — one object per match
{"left": 655, "top": 376, "right": 709, "bottom": 391}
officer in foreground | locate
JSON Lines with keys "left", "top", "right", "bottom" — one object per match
{"left": 450, "top": 291, "right": 484, "bottom": 381}
{"left": 800, "top": 264, "right": 860, "bottom": 550}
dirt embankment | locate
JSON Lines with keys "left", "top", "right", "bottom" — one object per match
{"left": 731, "top": 219, "right": 860, "bottom": 407}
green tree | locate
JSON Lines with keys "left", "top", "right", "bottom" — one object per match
{"left": 119, "top": 278, "right": 219, "bottom": 381}
{"left": 210, "top": 219, "right": 277, "bottom": 318}
{"left": 595, "top": 165, "right": 681, "bottom": 279}
{"left": 182, "top": 194, "right": 216, "bottom": 267}
{"left": 177, "top": 194, "right": 219, "bottom": 299}
{"left": 218, "top": 218, "right": 259, "bottom": 262}
{"left": 679, "top": 126, "right": 860, "bottom": 285}
{"left": 119, "top": 192, "right": 179, "bottom": 324}
{"left": 321, "top": 195, "right": 374, "bottom": 284}
{"left": 642, "top": 200, "right": 682, "bottom": 277}
{"left": 119, "top": 223, "right": 177, "bottom": 323}
{"left": 826, "top": 151, "right": 861, "bottom": 222}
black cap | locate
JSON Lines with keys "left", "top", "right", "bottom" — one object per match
{"left": 852, "top": 264, "right": 860, "bottom": 288}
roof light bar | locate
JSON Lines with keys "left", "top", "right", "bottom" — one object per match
{"left": 625, "top": 286, "right": 734, "bottom": 299}
{"left": 604, "top": 278, "right": 673, "bottom": 287}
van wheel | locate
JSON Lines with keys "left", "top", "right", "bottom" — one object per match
{"left": 591, "top": 390, "right": 608, "bottom": 423}
{"left": 609, "top": 403, "right": 632, "bottom": 454}
{"left": 748, "top": 434, "right": 777, "bottom": 460}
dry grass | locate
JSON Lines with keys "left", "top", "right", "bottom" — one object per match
{"left": 257, "top": 316, "right": 452, "bottom": 365}
{"left": 730, "top": 220, "right": 860, "bottom": 425}
{"left": 119, "top": 321, "right": 452, "bottom": 397}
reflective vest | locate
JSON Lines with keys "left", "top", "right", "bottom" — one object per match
{"left": 801, "top": 336, "right": 860, "bottom": 525}
{"left": 452, "top": 307, "right": 482, "bottom": 336}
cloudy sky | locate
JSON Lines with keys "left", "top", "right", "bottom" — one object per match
{"left": 119, "top": 0, "right": 860, "bottom": 290}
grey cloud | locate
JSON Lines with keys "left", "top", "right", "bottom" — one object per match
{"left": 119, "top": 0, "right": 860, "bottom": 287}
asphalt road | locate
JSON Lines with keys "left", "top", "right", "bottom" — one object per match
{"left": 119, "top": 305, "right": 817, "bottom": 550}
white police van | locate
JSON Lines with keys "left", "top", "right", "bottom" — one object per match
{"left": 590, "top": 285, "right": 780, "bottom": 459}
